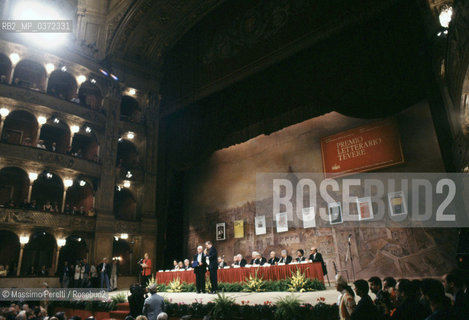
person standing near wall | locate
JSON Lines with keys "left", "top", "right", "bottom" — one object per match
{"left": 140, "top": 253, "right": 152, "bottom": 287}
{"left": 110, "top": 258, "right": 119, "bottom": 290}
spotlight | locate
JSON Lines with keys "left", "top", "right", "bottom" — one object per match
{"left": 77, "top": 75, "right": 86, "bottom": 85}
{"left": 46, "top": 172, "right": 53, "bottom": 179}
{"left": 116, "top": 186, "right": 122, "bottom": 191}
{"left": 77, "top": 237, "right": 82, "bottom": 242}
{"left": 53, "top": 117, "right": 60, "bottom": 124}
{"left": 79, "top": 180, "right": 86, "bottom": 187}
{"left": 19, "top": 236, "right": 29, "bottom": 245}
{"left": 126, "top": 171, "right": 133, "bottom": 178}
{"left": 45, "top": 63, "right": 55, "bottom": 73}
{"left": 127, "top": 132, "right": 135, "bottom": 140}
{"left": 118, "top": 137, "right": 123, "bottom": 142}
{"left": 28, "top": 172, "right": 38, "bottom": 181}
{"left": 61, "top": 66, "right": 67, "bottom": 72}
{"left": 0, "top": 107, "right": 10, "bottom": 118}
{"left": 90, "top": 79, "right": 97, "bottom": 84}
{"left": 64, "top": 179, "right": 73, "bottom": 187}
{"left": 71, "top": 125, "right": 79, "bottom": 133}
{"left": 123, "top": 180, "right": 131, "bottom": 188}
{"left": 9, "top": 53, "right": 20, "bottom": 65}
{"left": 128, "top": 88, "right": 136, "bottom": 96}
{"left": 99, "top": 69, "right": 108, "bottom": 76}
{"left": 37, "top": 116, "right": 47, "bottom": 125}
{"left": 120, "top": 233, "right": 128, "bottom": 240}
{"left": 85, "top": 126, "right": 92, "bottom": 133}
{"left": 57, "top": 238, "right": 66, "bottom": 247}
{"left": 439, "top": 5, "right": 453, "bottom": 28}
{"left": 110, "top": 73, "right": 119, "bottom": 81}
{"left": 114, "top": 236, "right": 118, "bottom": 241}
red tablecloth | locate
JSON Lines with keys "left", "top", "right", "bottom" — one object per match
{"left": 156, "top": 262, "right": 324, "bottom": 285}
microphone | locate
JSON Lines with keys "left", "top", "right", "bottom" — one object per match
{"left": 137, "top": 258, "right": 143, "bottom": 264}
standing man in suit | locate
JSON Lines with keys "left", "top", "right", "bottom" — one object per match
{"left": 309, "top": 247, "right": 327, "bottom": 276}
{"left": 98, "top": 257, "right": 111, "bottom": 291}
{"left": 142, "top": 283, "right": 165, "bottom": 320}
{"left": 193, "top": 246, "right": 206, "bottom": 293}
{"left": 205, "top": 241, "right": 218, "bottom": 293}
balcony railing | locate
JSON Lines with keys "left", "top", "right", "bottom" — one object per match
{"left": 0, "top": 83, "right": 106, "bottom": 126}
{"left": 0, "top": 142, "right": 101, "bottom": 177}
{"left": 0, "top": 208, "right": 96, "bottom": 232}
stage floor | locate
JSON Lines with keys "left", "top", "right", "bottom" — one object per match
{"left": 109, "top": 287, "right": 349, "bottom": 306}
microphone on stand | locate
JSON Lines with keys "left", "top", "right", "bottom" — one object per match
{"left": 137, "top": 258, "right": 143, "bottom": 264}
{"left": 348, "top": 234, "right": 352, "bottom": 244}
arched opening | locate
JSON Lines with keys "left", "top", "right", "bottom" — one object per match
{"left": 0, "top": 167, "right": 29, "bottom": 207}
{"left": 22, "top": 231, "right": 56, "bottom": 275}
{"left": 64, "top": 180, "right": 94, "bottom": 213}
{"left": 47, "top": 70, "right": 77, "bottom": 101}
{"left": 0, "top": 53, "right": 12, "bottom": 84}
{"left": 71, "top": 132, "right": 99, "bottom": 161}
{"left": 112, "top": 238, "right": 131, "bottom": 275}
{"left": 113, "top": 188, "right": 137, "bottom": 221}
{"left": 57, "top": 235, "right": 88, "bottom": 272}
{"left": 39, "top": 119, "right": 71, "bottom": 153}
{"left": 0, "top": 230, "right": 20, "bottom": 275}
{"left": 116, "top": 139, "right": 139, "bottom": 169}
{"left": 78, "top": 81, "right": 102, "bottom": 111}
{"left": 120, "top": 96, "right": 141, "bottom": 122}
{"left": 1, "top": 110, "right": 38, "bottom": 145}
{"left": 30, "top": 172, "right": 64, "bottom": 211}
{"left": 12, "top": 59, "right": 47, "bottom": 91}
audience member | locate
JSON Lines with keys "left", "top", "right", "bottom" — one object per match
{"left": 368, "top": 276, "right": 392, "bottom": 318}
{"left": 142, "top": 284, "right": 164, "bottom": 320}
{"left": 336, "top": 274, "right": 356, "bottom": 320}
{"left": 443, "top": 270, "right": 469, "bottom": 319}
{"left": 421, "top": 278, "right": 453, "bottom": 320}
{"left": 351, "top": 279, "right": 378, "bottom": 320}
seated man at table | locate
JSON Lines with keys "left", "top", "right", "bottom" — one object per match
{"left": 250, "top": 251, "right": 267, "bottom": 266}
{"left": 183, "top": 259, "right": 191, "bottom": 270}
{"left": 217, "top": 257, "right": 227, "bottom": 269}
{"left": 268, "top": 251, "right": 279, "bottom": 265}
{"left": 278, "top": 249, "right": 293, "bottom": 264}
{"left": 232, "top": 254, "right": 247, "bottom": 267}
{"left": 295, "top": 249, "right": 306, "bottom": 263}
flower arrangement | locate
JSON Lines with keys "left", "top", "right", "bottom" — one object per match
{"left": 167, "top": 277, "right": 183, "bottom": 293}
{"left": 243, "top": 270, "right": 265, "bottom": 292}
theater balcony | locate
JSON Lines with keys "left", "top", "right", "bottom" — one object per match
{"left": 0, "top": 143, "right": 101, "bottom": 177}
{"left": 0, "top": 83, "right": 106, "bottom": 127}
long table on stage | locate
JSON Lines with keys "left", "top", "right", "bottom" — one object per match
{"left": 156, "top": 262, "right": 324, "bottom": 284}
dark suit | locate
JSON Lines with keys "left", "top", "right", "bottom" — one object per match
{"left": 218, "top": 261, "right": 227, "bottom": 269}
{"left": 296, "top": 256, "right": 306, "bottom": 263}
{"left": 233, "top": 259, "right": 247, "bottom": 267}
{"left": 142, "top": 292, "right": 165, "bottom": 320}
{"left": 278, "top": 256, "right": 292, "bottom": 264}
{"left": 351, "top": 294, "right": 378, "bottom": 320}
{"left": 193, "top": 252, "right": 206, "bottom": 293}
{"left": 309, "top": 252, "right": 327, "bottom": 275}
{"left": 268, "top": 257, "right": 279, "bottom": 265}
{"left": 250, "top": 257, "right": 267, "bottom": 265}
{"left": 206, "top": 246, "right": 218, "bottom": 292}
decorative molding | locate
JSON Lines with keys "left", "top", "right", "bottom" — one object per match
{"left": 0, "top": 209, "right": 96, "bottom": 232}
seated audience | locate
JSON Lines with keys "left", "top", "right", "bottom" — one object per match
{"left": 443, "top": 270, "right": 469, "bottom": 319}
{"left": 421, "top": 278, "right": 453, "bottom": 320}
{"left": 391, "top": 278, "right": 430, "bottom": 320}
{"left": 384, "top": 276, "right": 397, "bottom": 306}
{"left": 268, "top": 251, "right": 279, "bottom": 265}
{"left": 351, "top": 279, "right": 378, "bottom": 320}
{"left": 336, "top": 274, "right": 356, "bottom": 320}
{"left": 368, "top": 276, "right": 392, "bottom": 318}
{"left": 278, "top": 249, "right": 292, "bottom": 264}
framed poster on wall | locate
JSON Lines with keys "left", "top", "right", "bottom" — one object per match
{"left": 302, "top": 207, "right": 316, "bottom": 228}
{"left": 328, "top": 202, "right": 343, "bottom": 225}
{"left": 216, "top": 223, "right": 226, "bottom": 241}
{"left": 234, "top": 220, "right": 244, "bottom": 238}
{"left": 357, "top": 197, "right": 373, "bottom": 221}
{"left": 276, "top": 212, "right": 289, "bottom": 233}
{"left": 255, "top": 216, "right": 267, "bottom": 235}
{"left": 388, "top": 191, "right": 407, "bottom": 216}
